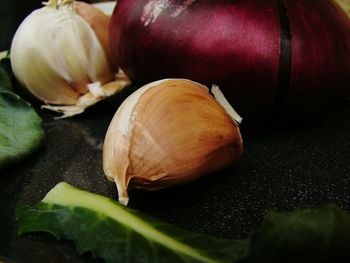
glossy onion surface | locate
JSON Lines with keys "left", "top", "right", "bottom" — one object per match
{"left": 110, "top": 0, "right": 350, "bottom": 122}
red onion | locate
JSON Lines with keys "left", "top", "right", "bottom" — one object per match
{"left": 109, "top": 0, "right": 350, "bottom": 122}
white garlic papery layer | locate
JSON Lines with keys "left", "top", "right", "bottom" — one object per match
{"left": 103, "top": 79, "right": 243, "bottom": 205}
{"left": 10, "top": 0, "right": 130, "bottom": 118}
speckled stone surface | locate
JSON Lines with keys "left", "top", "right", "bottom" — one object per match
{"left": 1, "top": 90, "right": 350, "bottom": 262}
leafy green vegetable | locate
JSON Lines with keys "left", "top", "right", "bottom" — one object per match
{"left": 0, "top": 52, "right": 12, "bottom": 93}
{"left": 243, "top": 203, "right": 350, "bottom": 263}
{"left": 16, "top": 182, "right": 247, "bottom": 263}
{"left": 0, "top": 55, "right": 45, "bottom": 169}
{"left": 16, "top": 183, "right": 350, "bottom": 263}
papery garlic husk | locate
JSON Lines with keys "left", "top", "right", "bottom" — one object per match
{"left": 10, "top": 0, "right": 130, "bottom": 118}
{"left": 103, "top": 79, "right": 243, "bottom": 205}
{"left": 335, "top": 0, "right": 350, "bottom": 16}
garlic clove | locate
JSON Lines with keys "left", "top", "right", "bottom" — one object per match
{"left": 10, "top": 7, "right": 81, "bottom": 105}
{"left": 103, "top": 79, "right": 243, "bottom": 205}
{"left": 13, "top": 47, "right": 80, "bottom": 105}
{"left": 75, "top": 1, "right": 112, "bottom": 58}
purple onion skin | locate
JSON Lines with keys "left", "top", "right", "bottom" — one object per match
{"left": 110, "top": 0, "right": 350, "bottom": 123}
{"left": 285, "top": 0, "right": 350, "bottom": 118}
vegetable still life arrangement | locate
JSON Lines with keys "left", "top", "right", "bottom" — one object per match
{"left": 1, "top": 0, "right": 350, "bottom": 262}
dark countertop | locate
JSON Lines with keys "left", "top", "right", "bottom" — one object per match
{"left": 1, "top": 1, "right": 350, "bottom": 262}
{"left": 1, "top": 92, "right": 350, "bottom": 262}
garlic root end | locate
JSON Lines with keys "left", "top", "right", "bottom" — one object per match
{"left": 42, "top": 71, "right": 131, "bottom": 118}
{"left": 41, "top": 104, "right": 85, "bottom": 119}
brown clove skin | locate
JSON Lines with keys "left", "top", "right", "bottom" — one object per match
{"left": 75, "top": 1, "right": 112, "bottom": 59}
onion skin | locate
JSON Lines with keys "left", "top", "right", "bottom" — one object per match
{"left": 285, "top": 0, "right": 350, "bottom": 117}
{"left": 109, "top": 0, "right": 350, "bottom": 122}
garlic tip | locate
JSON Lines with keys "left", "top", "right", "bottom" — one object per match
{"left": 114, "top": 177, "right": 130, "bottom": 206}
{"left": 119, "top": 196, "right": 129, "bottom": 206}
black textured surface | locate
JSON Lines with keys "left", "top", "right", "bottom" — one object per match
{"left": 1, "top": 94, "right": 350, "bottom": 262}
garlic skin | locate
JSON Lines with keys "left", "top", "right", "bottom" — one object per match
{"left": 335, "top": 0, "right": 350, "bottom": 16}
{"left": 75, "top": 1, "right": 112, "bottom": 58}
{"left": 10, "top": 0, "right": 129, "bottom": 118}
{"left": 103, "top": 79, "right": 243, "bottom": 205}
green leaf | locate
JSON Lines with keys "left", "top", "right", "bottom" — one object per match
{"left": 243, "top": 204, "right": 350, "bottom": 263}
{"left": 16, "top": 182, "right": 248, "bottom": 263}
{"left": 16, "top": 183, "right": 350, "bottom": 263}
{"left": 0, "top": 55, "right": 45, "bottom": 169}
{"left": 0, "top": 52, "right": 12, "bottom": 93}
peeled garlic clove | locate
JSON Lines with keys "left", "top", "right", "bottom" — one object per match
{"left": 10, "top": 0, "right": 130, "bottom": 118}
{"left": 103, "top": 79, "right": 243, "bottom": 205}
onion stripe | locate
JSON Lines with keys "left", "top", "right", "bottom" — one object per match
{"left": 273, "top": 0, "right": 292, "bottom": 116}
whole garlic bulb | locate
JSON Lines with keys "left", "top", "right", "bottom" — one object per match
{"left": 103, "top": 79, "right": 243, "bottom": 205}
{"left": 10, "top": 0, "right": 129, "bottom": 118}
